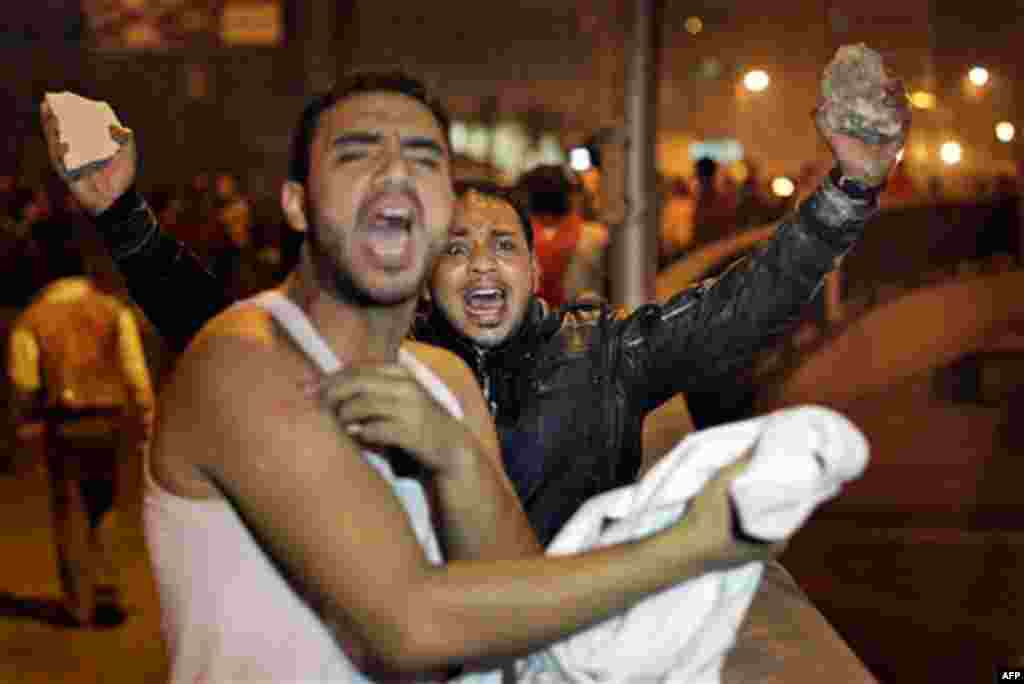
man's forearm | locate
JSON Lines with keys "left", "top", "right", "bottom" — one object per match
{"left": 93, "top": 188, "right": 228, "bottom": 352}
{"left": 371, "top": 520, "right": 708, "bottom": 670}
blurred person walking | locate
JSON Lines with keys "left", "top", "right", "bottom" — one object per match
{"left": 692, "top": 157, "right": 737, "bottom": 246}
{"left": 7, "top": 275, "right": 154, "bottom": 627}
{"left": 518, "top": 165, "right": 609, "bottom": 306}
{"left": 659, "top": 177, "right": 696, "bottom": 268}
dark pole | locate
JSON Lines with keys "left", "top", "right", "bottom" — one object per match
{"left": 608, "top": 0, "right": 660, "bottom": 311}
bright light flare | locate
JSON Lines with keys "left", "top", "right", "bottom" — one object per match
{"left": 940, "top": 141, "right": 962, "bottom": 166}
{"left": 996, "top": 122, "right": 1015, "bottom": 143}
{"left": 968, "top": 67, "right": 990, "bottom": 87}
{"left": 743, "top": 70, "right": 770, "bottom": 93}
{"left": 910, "top": 91, "right": 936, "bottom": 110}
{"left": 570, "top": 147, "right": 593, "bottom": 173}
{"left": 771, "top": 176, "right": 795, "bottom": 198}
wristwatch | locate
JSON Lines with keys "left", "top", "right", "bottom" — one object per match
{"left": 829, "top": 166, "right": 882, "bottom": 202}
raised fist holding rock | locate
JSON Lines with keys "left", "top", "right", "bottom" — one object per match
{"left": 816, "top": 44, "right": 911, "bottom": 188}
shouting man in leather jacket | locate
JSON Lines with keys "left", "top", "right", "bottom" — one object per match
{"left": 40, "top": 71, "right": 909, "bottom": 545}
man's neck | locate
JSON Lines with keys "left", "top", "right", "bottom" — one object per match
{"left": 284, "top": 259, "right": 417, "bottom": 367}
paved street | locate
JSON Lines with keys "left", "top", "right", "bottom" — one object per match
{"left": 0, "top": 439, "right": 168, "bottom": 684}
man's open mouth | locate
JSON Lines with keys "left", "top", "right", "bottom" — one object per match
{"left": 464, "top": 286, "right": 507, "bottom": 321}
{"left": 367, "top": 207, "right": 412, "bottom": 255}
{"left": 361, "top": 194, "right": 420, "bottom": 268}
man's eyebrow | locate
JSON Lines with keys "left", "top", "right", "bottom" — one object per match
{"left": 331, "top": 132, "right": 381, "bottom": 148}
{"left": 330, "top": 133, "right": 445, "bottom": 157}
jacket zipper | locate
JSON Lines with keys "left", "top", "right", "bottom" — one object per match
{"left": 474, "top": 347, "right": 498, "bottom": 415}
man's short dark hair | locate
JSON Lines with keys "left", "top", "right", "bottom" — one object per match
{"left": 517, "top": 164, "right": 574, "bottom": 217}
{"left": 695, "top": 156, "right": 718, "bottom": 180}
{"left": 454, "top": 180, "right": 534, "bottom": 252}
{"left": 288, "top": 71, "right": 452, "bottom": 185}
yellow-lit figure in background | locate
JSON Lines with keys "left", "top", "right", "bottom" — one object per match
{"left": 7, "top": 277, "right": 154, "bottom": 627}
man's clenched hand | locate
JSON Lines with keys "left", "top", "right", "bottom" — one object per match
{"left": 665, "top": 452, "right": 786, "bottom": 573}
{"left": 815, "top": 45, "right": 912, "bottom": 188}
{"left": 317, "top": 361, "right": 481, "bottom": 478}
{"left": 40, "top": 100, "right": 137, "bottom": 216}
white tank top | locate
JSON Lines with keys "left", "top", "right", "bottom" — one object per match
{"left": 144, "top": 291, "right": 461, "bottom": 683}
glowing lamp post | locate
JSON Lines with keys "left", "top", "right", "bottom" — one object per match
{"left": 771, "top": 176, "right": 795, "bottom": 198}
{"left": 968, "top": 67, "right": 990, "bottom": 87}
{"left": 940, "top": 141, "right": 962, "bottom": 166}
{"left": 743, "top": 70, "right": 770, "bottom": 93}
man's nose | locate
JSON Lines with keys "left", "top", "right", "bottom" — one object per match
{"left": 469, "top": 244, "right": 497, "bottom": 272}
{"left": 376, "top": 137, "right": 411, "bottom": 182}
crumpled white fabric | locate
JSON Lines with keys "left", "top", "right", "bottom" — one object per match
{"left": 509, "top": 405, "right": 870, "bottom": 684}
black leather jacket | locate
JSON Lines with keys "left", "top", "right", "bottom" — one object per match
{"left": 93, "top": 179, "right": 874, "bottom": 544}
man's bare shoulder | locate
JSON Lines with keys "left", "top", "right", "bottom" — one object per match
{"left": 403, "top": 340, "right": 479, "bottom": 403}
{"left": 169, "top": 297, "right": 313, "bottom": 411}
{"left": 192, "top": 299, "right": 276, "bottom": 349}
{"left": 152, "top": 298, "right": 314, "bottom": 495}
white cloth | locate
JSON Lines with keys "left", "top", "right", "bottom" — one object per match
{"left": 514, "top": 405, "right": 869, "bottom": 684}
{"left": 145, "top": 291, "right": 462, "bottom": 683}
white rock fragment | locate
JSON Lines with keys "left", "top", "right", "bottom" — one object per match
{"left": 44, "top": 91, "right": 124, "bottom": 177}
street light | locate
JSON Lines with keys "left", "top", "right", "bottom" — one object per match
{"left": 940, "top": 141, "right": 962, "bottom": 166}
{"left": 968, "top": 67, "right": 990, "bottom": 87}
{"left": 570, "top": 147, "right": 593, "bottom": 172}
{"left": 771, "top": 176, "right": 795, "bottom": 198}
{"left": 996, "top": 122, "right": 1015, "bottom": 143}
{"left": 743, "top": 70, "right": 770, "bottom": 93}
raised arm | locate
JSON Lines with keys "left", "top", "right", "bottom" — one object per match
{"left": 618, "top": 65, "right": 910, "bottom": 414}
{"left": 40, "top": 100, "right": 225, "bottom": 353}
{"left": 619, "top": 175, "right": 875, "bottom": 413}
{"left": 93, "top": 189, "right": 225, "bottom": 352}
{"left": 160, "top": 325, "right": 777, "bottom": 673}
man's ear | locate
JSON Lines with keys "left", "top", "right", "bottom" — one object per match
{"left": 281, "top": 181, "right": 308, "bottom": 233}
